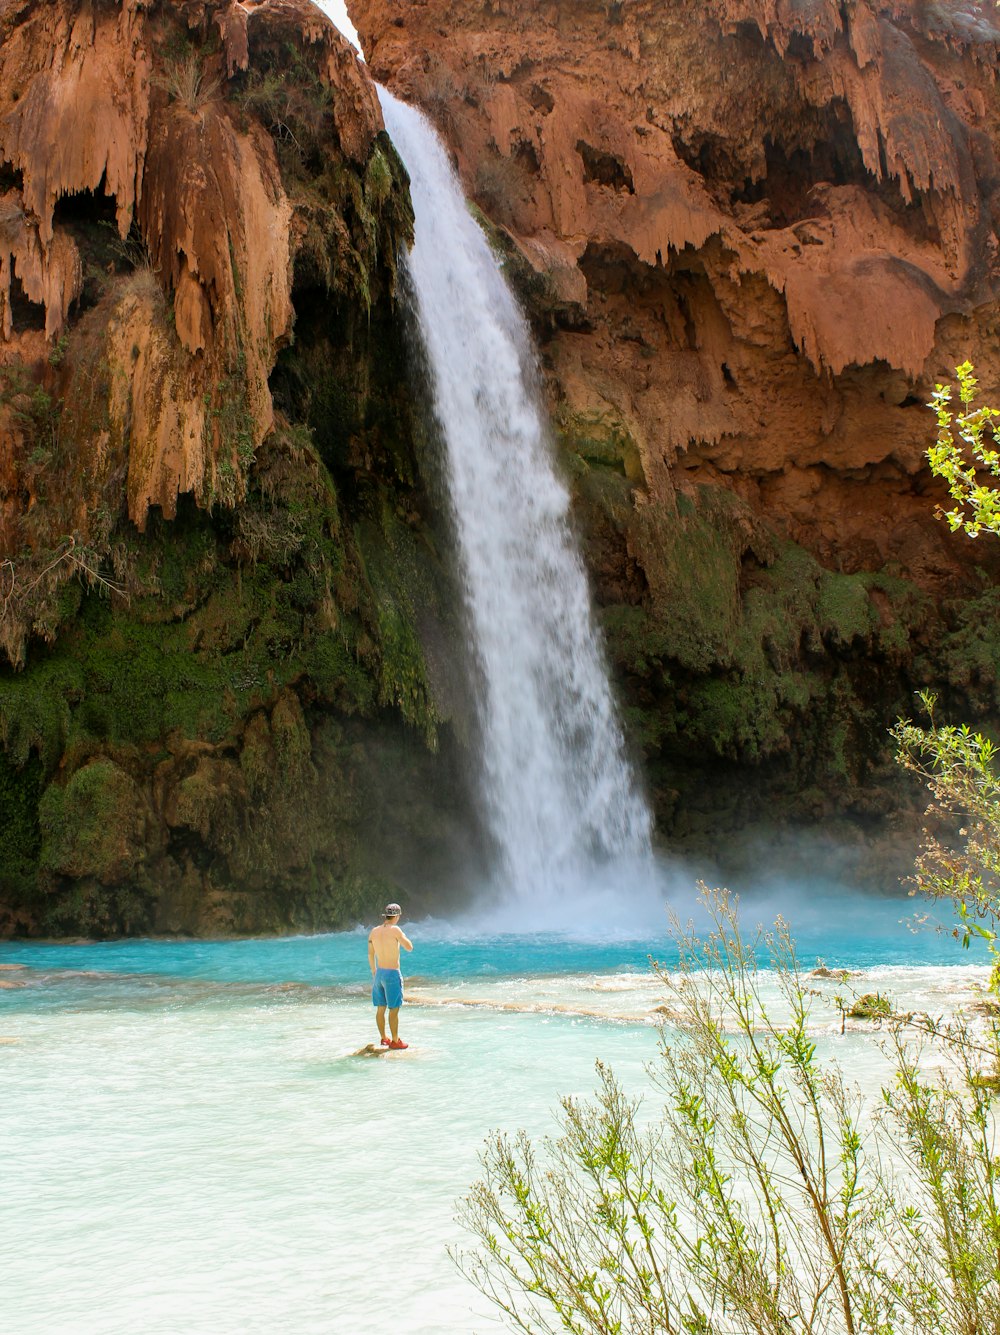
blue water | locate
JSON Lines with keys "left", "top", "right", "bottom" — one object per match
{"left": 1, "top": 889, "right": 987, "bottom": 1334}
{"left": 0, "top": 889, "right": 981, "bottom": 1004}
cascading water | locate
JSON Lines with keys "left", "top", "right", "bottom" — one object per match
{"left": 378, "top": 89, "right": 652, "bottom": 913}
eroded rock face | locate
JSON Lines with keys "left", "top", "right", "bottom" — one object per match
{"left": 0, "top": 0, "right": 385, "bottom": 649}
{"left": 0, "top": 0, "right": 483, "bottom": 937}
{"left": 354, "top": 0, "right": 1000, "bottom": 867}
{"left": 353, "top": 0, "right": 1000, "bottom": 570}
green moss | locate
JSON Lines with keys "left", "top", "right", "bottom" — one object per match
{"left": 557, "top": 407, "right": 642, "bottom": 478}
{"left": 0, "top": 752, "right": 42, "bottom": 901}
{"left": 271, "top": 692, "right": 311, "bottom": 769}
{"left": 40, "top": 880, "right": 152, "bottom": 938}
{"left": 0, "top": 427, "right": 405, "bottom": 776}
{"left": 601, "top": 604, "right": 669, "bottom": 680}
{"left": 599, "top": 490, "right": 751, "bottom": 676}
{"left": 0, "top": 657, "right": 80, "bottom": 771}
{"left": 211, "top": 366, "right": 258, "bottom": 479}
{"left": 677, "top": 670, "right": 817, "bottom": 761}
{"left": 939, "top": 586, "right": 1000, "bottom": 709}
{"left": 303, "top": 634, "right": 375, "bottom": 713}
{"left": 39, "top": 759, "right": 143, "bottom": 882}
{"left": 589, "top": 485, "right": 933, "bottom": 778}
{"left": 364, "top": 143, "right": 394, "bottom": 211}
{"left": 816, "top": 573, "right": 880, "bottom": 647}
{"left": 469, "top": 203, "right": 560, "bottom": 319}
{"left": 355, "top": 500, "right": 441, "bottom": 746}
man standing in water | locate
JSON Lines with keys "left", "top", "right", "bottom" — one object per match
{"left": 368, "top": 903, "right": 413, "bottom": 1049}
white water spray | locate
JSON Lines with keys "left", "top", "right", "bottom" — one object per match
{"left": 378, "top": 89, "right": 653, "bottom": 914}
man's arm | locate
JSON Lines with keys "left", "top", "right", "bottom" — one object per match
{"left": 368, "top": 933, "right": 376, "bottom": 975}
{"left": 396, "top": 926, "right": 413, "bottom": 952}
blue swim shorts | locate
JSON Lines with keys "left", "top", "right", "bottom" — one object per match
{"left": 372, "top": 966, "right": 404, "bottom": 1009}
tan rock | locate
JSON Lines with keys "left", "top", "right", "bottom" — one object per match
{"left": 0, "top": 193, "right": 82, "bottom": 341}
{"left": 0, "top": 0, "right": 150, "bottom": 246}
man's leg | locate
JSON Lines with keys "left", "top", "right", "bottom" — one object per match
{"left": 376, "top": 1005, "right": 387, "bottom": 1041}
{"left": 388, "top": 1007, "right": 400, "bottom": 1042}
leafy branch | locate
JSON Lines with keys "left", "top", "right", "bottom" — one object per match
{"left": 928, "top": 361, "right": 1000, "bottom": 539}
{"left": 458, "top": 889, "right": 1000, "bottom": 1334}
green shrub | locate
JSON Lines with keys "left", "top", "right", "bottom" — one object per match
{"left": 460, "top": 890, "right": 1000, "bottom": 1334}
{"left": 893, "top": 691, "right": 1000, "bottom": 990}
{"left": 929, "top": 362, "right": 1000, "bottom": 538}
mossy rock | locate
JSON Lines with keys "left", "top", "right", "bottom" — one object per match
{"left": 39, "top": 759, "right": 147, "bottom": 884}
{"left": 0, "top": 398, "right": 467, "bottom": 936}
{"left": 168, "top": 758, "right": 244, "bottom": 854}
{"left": 557, "top": 406, "right": 645, "bottom": 482}
{"left": 847, "top": 992, "right": 894, "bottom": 1021}
{"left": 0, "top": 751, "right": 42, "bottom": 912}
{"left": 584, "top": 484, "right": 937, "bottom": 773}
{"left": 468, "top": 204, "right": 564, "bottom": 325}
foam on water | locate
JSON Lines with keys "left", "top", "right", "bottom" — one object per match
{"left": 1, "top": 919, "right": 989, "bottom": 1333}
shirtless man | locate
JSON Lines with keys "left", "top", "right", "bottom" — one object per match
{"left": 368, "top": 902, "right": 413, "bottom": 1049}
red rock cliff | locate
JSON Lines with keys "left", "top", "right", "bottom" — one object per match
{"left": 353, "top": 0, "right": 1000, "bottom": 868}
{"left": 0, "top": 0, "right": 386, "bottom": 660}
{"left": 353, "top": 0, "right": 1000, "bottom": 583}
{"left": 0, "top": 0, "right": 475, "bottom": 939}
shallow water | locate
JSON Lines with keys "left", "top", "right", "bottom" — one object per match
{"left": 1, "top": 900, "right": 989, "bottom": 1334}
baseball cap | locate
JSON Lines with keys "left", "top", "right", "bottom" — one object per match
{"left": 382, "top": 902, "right": 402, "bottom": 918}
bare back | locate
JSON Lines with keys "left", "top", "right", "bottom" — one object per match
{"left": 369, "top": 922, "right": 411, "bottom": 969}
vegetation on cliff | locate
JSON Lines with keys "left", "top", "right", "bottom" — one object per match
{"left": 0, "top": 0, "right": 474, "bottom": 936}
{"left": 558, "top": 404, "right": 1000, "bottom": 871}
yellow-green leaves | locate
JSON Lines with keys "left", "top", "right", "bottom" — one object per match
{"left": 928, "top": 362, "right": 1000, "bottom": 539}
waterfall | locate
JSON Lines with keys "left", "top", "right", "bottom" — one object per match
{"left": 378, "top": 88, "right": 653, "bottom": 914}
